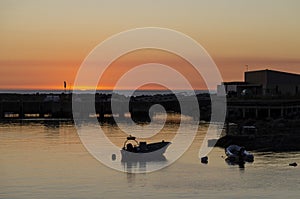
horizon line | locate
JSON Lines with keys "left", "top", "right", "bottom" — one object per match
{"left": 0, "top": 88, "right": 213, "bottom": 91}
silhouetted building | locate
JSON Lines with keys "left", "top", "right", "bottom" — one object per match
{"left": 218, "top": 81, "right": 262, "bottom": 97}
{"left": 245, "top": 69, "right": 300, "bottom": 96}
{"left": 218, "top": 69, "right": 300, "bottom": 97}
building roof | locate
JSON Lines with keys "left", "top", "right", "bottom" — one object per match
{"left": 245, "top": 69, "right": 300, "bottom": 77}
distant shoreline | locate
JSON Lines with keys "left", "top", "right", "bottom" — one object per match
{"left": 0, "top": 89, "right": 213, "bottom": 96}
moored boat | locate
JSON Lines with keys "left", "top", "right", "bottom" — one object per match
{"left": 225, "top": 145, "right": 254, "bottom": 163}
{"left": 121, "top": 135, "right": 171, "bottom": 161}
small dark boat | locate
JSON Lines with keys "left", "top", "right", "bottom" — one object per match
{"left": 289, "top": 162, "right": 297, "bottom": 167}
{"left": 225, "top": 145, "right": 254, "bottom": 163}
{"left": 121, "top": 135, "right": 171, "bottom": 161}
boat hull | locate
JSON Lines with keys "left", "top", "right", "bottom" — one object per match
{"left": 121, "top": 142, "right": 171, "bottom": 162}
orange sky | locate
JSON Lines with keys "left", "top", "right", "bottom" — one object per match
{"left": 1, "top": 0, "right": 300, "bottom": 90}
{"left": 99, "top": 49, "right": 207, "bottom": 90}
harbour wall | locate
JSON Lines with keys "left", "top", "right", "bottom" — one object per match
{"left": 1, "top": 93, "right": 300, "bottom": 122}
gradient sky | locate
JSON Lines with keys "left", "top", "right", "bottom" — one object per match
{"left": 1, "top": 0, "right": 300, "bottom": 90}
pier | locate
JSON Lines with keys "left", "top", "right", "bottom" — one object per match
{"left": 227, "top": 98, "right": 300, "bottom": 120}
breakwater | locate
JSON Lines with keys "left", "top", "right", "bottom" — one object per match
{"left": 0, "top": 93, "right": 211, "bottom": 122}
{"left": 1, "top": 93, "right": 300, "bottom": 122}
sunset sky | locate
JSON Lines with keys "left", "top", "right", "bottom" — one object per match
{"left": 1, "top": 0, "right": 300, "bottom": 90}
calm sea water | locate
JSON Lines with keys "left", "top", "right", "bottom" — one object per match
{"left": 0, "top": 120, "right": 299, "bottom": 199}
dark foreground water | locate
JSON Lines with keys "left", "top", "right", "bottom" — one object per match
{"left": 0, "top": 120, "right": 299, "bottom": 199}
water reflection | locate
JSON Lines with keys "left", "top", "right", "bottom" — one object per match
{"left": 121, "top": 154, "right": 167, "bottom": 173}
{"left": 1, "top": 121, "right": 300, "bottom": 199}
{"left": 225, "top": 158, "right": 248, "bottom": 169}
{"left": 42, "top": 120, "right": 61, "bottom": 128}
{"left": 126, "top": 172, "right": 136, "bottom": 185}
{"left": 254, "top": 151, "right": 300, "bottom": 168}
